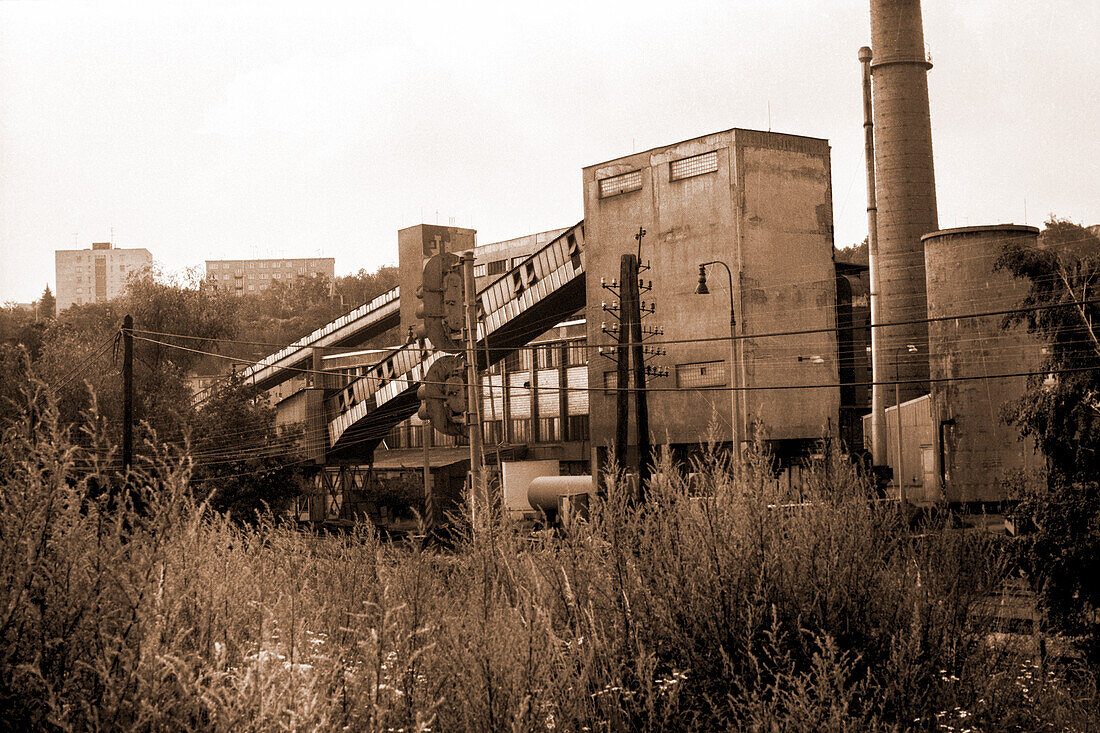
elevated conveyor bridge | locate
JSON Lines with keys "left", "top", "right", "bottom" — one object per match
{"left": 326, "top": 222, "right": 585, "bottom": 459}
{"left": 193, "top": 287, "right": 400, "bottom": 404}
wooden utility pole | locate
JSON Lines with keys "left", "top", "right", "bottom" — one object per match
{"left": 612, "top": 249, "right": 653, "bottom": 501}
{"left": 461, "top": 252, "right": 485, "bottom": 523}
{"left": 614, "top": 255, "right": 632, "bottom": 469}
{"left": 122, "top": 314, "right": 133, "bottom": 472}
{"left": 626, "top": 262, "right": 652, "bottom": 493}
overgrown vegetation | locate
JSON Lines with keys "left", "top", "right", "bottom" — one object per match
{"left": 2, "top": 391, "right": 1096, "bottom": 731}
{"left": 998, "top": 218, "right": 1100, "bottom": 663}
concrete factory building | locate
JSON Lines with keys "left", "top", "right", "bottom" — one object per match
{"left": 205, "top": 257, "right": 336, "bottom": 295}
{"left": 55, "top": 242, "right": 153, "bottom": 311}
{"left": 583, "top": 129, "right": 841, "bottom": 467}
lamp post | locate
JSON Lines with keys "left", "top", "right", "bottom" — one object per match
{"left": 696, "top": 261, "right": 739, "bottom": 465}
{"left": 893, "top": 343, "right": 918, "bottom": 516}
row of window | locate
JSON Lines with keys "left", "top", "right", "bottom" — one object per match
{"left": 497, "top": 340, "right": 587, "bottom": 373}
{"left": 597, "top": 150, "right": 719, "bottom": 199}
{"left": 210, "top": 270, "right": 318, "bottom": 281}
{"left": 208, "top": 260, "right": 329, "bottom": 270}
{"left": 383, "top": 415, "right": 591, "bottom": 449}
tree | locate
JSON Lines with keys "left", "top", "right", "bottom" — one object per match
{"left": 187, "top": 379, "right": 306, "bottom": 520}
{"left": 38, "top": 285, "right": 55, "bottom": 320}
{"left": 835, "top": 236, "right": 869, "bottom": 266}
{"left": 997, "top": 217, "right": 1100, "bottom": 659}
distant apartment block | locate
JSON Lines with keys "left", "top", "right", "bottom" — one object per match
{"left": 205, "top": 257, "right": 336, "bottom": 295}
{"left": 55, "top": 242, "right": 153, "bottom": 311}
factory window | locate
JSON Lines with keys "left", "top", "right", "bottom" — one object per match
{"left": 670, "top": 150, "right": 718, "bottom": 181}
{"left": 598, "top": 169, "right": 642, "bottom": 198}
{"left": 565, "top": 341, "right": 586, "bottom": 366}
{"left": 488, "top": 259, "right": 507, "bottom": 276}
{"left": 676, "top": 361, "right": 727, "bottom": 388}
{"left": 537, "top": 344, "right": 561, "bottom": 369}
{"left": 567, "top": 415, "right": 589, "bottom": 442}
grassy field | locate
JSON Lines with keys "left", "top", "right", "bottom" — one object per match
{"left": 2, "top": 403, "right": 1097, "bottom": 731}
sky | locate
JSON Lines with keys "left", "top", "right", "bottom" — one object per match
{"left": 1, "top": 1, "right": 1097, "bottom": 304}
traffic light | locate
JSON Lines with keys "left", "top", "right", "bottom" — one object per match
{"left": 417, "top": 355, "right": 467, "bottom": 436}
{"left": 415, "top": 252, "right": 464, "bottom": 352}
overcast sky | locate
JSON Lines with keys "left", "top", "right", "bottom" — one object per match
{"left": 1, "top": 1, "right": 1097, "bottom": 303}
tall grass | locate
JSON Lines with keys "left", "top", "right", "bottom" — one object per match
{"left": 1, "top": 392, "right": 1096, "bottom": 731}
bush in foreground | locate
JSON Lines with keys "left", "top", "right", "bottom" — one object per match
{"left": 1, "top": 396, "right": 1097, "bottom": 730}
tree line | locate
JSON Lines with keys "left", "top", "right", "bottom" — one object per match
{"left": 0, "top": 264, "right": 399, "bottom": 518}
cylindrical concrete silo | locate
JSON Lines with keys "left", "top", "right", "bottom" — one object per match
{"left": 924, "top": 225, "right": 1043, "bottom": 504}
{"left": 869, "top": 0, "right": 938, "bottom": 405}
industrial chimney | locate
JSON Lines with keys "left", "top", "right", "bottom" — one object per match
{"left": 869, "top": 0, "right": 938, "bottom": 405}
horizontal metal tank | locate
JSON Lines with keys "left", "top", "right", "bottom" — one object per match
{"left": 923, "top": 225, "right": 1043, "bottom": 504}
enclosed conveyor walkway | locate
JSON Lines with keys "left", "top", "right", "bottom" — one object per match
{"left": 325, "top": 222, "right": 585, "bottom": 458}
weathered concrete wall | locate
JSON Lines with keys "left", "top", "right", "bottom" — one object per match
{"left": 883, "top": 393, "right": 935, "bottom": 504}
{"left": 924, "top": 225, "right": 1043, "bottom": 503}
{"left": 275, "top": 387, "right": 326, "bottom": 463}
{"left": 397, "top": 224, "right": 476, "bottom": 339}
{"left": 870, "top": 0, "right": 938, "bottom": 405}
{"left": 582, "top": 129, "right": 839, "bottom": 455}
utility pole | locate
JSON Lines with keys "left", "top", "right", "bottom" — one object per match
{"left": 122, "top": 314, "right": 133, "bottom": 472}
{"left": 860, "top": 45, "right": 888, "bottom": 468}
{"left": 614, "top": 255, "right": 631, "bottom": 469}
{"left": 626, "top": 234, "right": 652, "bottom": 493}
{"left": 461, "top": 251, "right": 485, "bottom": 525}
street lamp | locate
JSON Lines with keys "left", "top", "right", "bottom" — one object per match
{"left": 893, "top": 343, "right": 918, "bottom": 515}
{"left": 696, "top": 261, "right": 739, "bottom": 465}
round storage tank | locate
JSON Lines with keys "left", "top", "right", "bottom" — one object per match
{"left": 923, "top": 225, "right": 1042, "bottom": 504}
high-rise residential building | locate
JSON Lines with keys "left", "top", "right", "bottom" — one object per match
{"left": 204, "top": 257, "right": 336, "bottom": 296}
{"left": 55, "top": 242, "right": 153, "bottom": 311}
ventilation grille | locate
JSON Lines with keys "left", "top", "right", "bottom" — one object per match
{"left": 670, "top": 151, "right": 718, "bottom": 181}
{"left": 675, "top": 360, "right": 727, "bottom": 388}
{"left": 598, "top": 170, "right": 642, "bottom": 198}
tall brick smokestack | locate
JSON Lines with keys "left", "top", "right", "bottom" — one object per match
{"left": 869, "top": 0, "right": 938, "bottom": 405}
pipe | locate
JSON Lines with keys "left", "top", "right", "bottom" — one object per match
{"left": 860, "top": 46, "right": 888, "bottom": 465}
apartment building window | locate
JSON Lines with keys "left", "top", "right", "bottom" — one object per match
{"left": 675, "top": 360, "right": 727, "bottom": 388}
{"left": 669, "top": 150, "right": 718, "bottom": 181}
{"left": 598, "top": 169, "right": 642, "bottom": 198}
